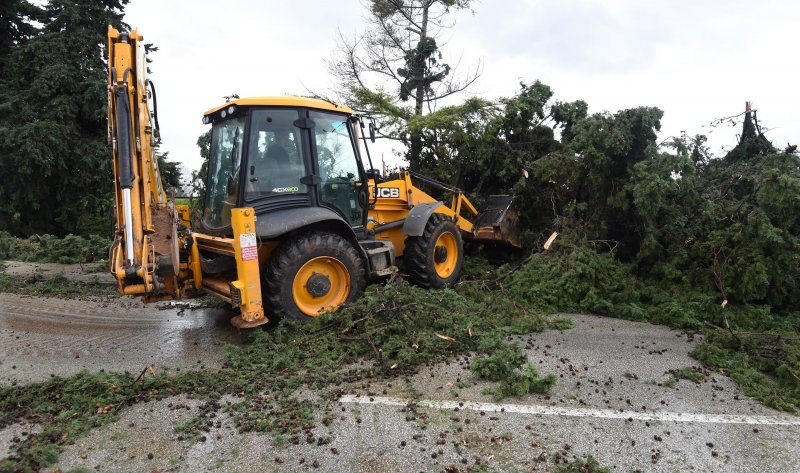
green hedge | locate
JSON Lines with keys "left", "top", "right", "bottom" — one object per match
{"left": 0, "top": 231, "right": 110, "bottom": 264}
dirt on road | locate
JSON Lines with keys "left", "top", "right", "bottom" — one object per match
{"left": 0, "top": 266, "right": 798, "bottom": 472}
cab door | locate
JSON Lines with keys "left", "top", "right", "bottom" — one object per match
{"left": 308, "top": 110, "right": 367, "bottom": 228}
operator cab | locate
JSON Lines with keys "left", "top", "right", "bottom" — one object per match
{"left": 201, "top": 97, "right": 369, "bottom": 234}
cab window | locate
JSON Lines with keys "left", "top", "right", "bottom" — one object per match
{"left": 245, "top": 109, "right": 307, "bottom": 200}
{"left": 203, "top": 116, "right": 245, "bottom": 229}
{"left": 311, "top": 111, "right": 363, "bottom": 226}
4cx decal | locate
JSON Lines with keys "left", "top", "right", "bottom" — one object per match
{"left": 374, "top": 187, "right": 400, "bottom": 198}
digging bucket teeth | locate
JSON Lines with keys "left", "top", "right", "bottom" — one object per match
{"left": 469, "top": 195, "right": 522, "bottom": 248}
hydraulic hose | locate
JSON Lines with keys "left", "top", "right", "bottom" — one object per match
{"left": 114, "top": 68, "right": 136, "bottom": 266}
{"left": 146, "top": 78, "right": 160, "bottom": 137}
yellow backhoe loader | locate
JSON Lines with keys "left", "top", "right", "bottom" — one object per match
{"left": 107, "top": 27, "right": 520, "bottom": 328}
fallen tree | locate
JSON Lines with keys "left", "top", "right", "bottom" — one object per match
{"left": 402, "top": 88, "right": 799, "bottom": 411}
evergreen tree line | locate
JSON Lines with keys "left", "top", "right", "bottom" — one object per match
{"left": 0, "top": 0, "right": 181, "bottom": 237}
{"left": 1, "top": 0, "right": 797, "bottom": 316}
{"left": 404, "top": 82, "right": 800, "bottom": 314}
{"left": 324, "top": 1, "right": 799, "bottom": 317}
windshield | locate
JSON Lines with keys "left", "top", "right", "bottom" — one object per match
{"left": 245, "top": 109, "right": 307, "bottom": 200}
{"left": 203, "top": 116, "right": 245, "bottom": 229}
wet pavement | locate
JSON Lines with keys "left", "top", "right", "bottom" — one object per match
{"left": 22, "top": 311, "right": 797, "bottom": 473}
{"left": 0, "top": 293, "right": 246, "bottom": 385}
{"left": 1, "top": 262, "right": 798, "bottom": 471}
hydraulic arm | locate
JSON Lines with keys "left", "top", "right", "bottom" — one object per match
{"left": 106, "top": 27, "right": 264, "bottom": 326}
{"left": 107, "top": 27, "right": 179, "bottom": 297}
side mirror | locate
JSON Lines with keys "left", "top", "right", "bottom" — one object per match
{"left": 368, "top": 122, "right": 376, "bottom": 143}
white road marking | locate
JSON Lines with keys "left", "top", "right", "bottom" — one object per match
{"left": 338, "top": 395, "right": 800, "bottom": 426}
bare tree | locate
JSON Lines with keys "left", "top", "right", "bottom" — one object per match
{"left": 326, "top": 0, "right": 481, "bottom": 165}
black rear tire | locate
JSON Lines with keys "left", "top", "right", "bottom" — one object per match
{"left": 265, "top": 232, "right": 366, "bottom": 322}
{"left": 404, "top": 213, "right": 463, "bottom": 288}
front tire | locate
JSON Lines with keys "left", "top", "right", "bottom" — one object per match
{"left": 404, "top": 213, "right": 463, "bottom": 288}
{"left": 265, "top": 232, "right": 366, "bottom": 321}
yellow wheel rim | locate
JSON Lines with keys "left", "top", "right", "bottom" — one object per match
{"left": 433, "top": 231, "right": 459, "bottom": 279}
{"left": 292, "top": 256, "right": 351, "bottom": 317}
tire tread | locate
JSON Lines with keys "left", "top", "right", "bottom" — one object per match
{"left": 404, "top": 213, "right": 462, "bottom": 288}
{"left": 265, "top": 232, "right": 366, "bottom": 321}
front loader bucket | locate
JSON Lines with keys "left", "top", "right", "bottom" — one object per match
{"left": 470, "top": 195, "right": 522, "bottom": 248}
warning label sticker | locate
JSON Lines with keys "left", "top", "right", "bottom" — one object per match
{"left": 241, "top": 246, "right": 258, "bottom": 261}
{"left": 240, "top": 233, "right": 258, "bottom": 261}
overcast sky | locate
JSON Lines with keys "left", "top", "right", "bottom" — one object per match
{"left": 124, "top": 0, "right": 800, "bottom": 174}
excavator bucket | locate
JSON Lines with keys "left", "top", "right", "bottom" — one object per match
{"left": 470, "top": 195, "right": 522, "bottom": 248}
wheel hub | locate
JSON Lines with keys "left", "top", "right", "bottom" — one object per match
{"left": 306, "top": 272, "right": 332, "bottom": 298}
{"left": 434, "top": 245, "right": 448, "bottom": 264}
{"left": 432, "top": 231, "right": 459, "bottom": 280}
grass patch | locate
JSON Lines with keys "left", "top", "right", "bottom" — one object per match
{"left": 272, "top": 434, "right": 289, "bottom": 448}
{"left": 0, "top": 273, "right": 114, "bottom": 298}
{"left": 549, "top": 317, "right": 574, "bottom": 330}
{"left": 669, "top": 367, "right": 705, "bottom": 383}
{"left": 0, "top": 370, "right": 163, "bottom": 472}
{"left": 174, "top": 415, "right": 212, "bottom": 444}
{"left": 505, "top": 243, "right": 721, "bottom": 329}
{"left": 471, "top": 337, "right": 555, "bottom": 400}
{"left": 691, "top": 332, "right": 800, "bottom": 413}
{"left": 555, "top": 455, "right": 611, "bottom": 473}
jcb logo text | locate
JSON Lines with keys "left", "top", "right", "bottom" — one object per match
{"left": 375, "top": 187, "right": 400, "bottom": 198}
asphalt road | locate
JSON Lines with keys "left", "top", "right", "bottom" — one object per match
{"left": 1, "top": 261, "right": 797, "bottom": 471}
{"left": 0, "top": 301, "right": 789, "bottom": 472}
